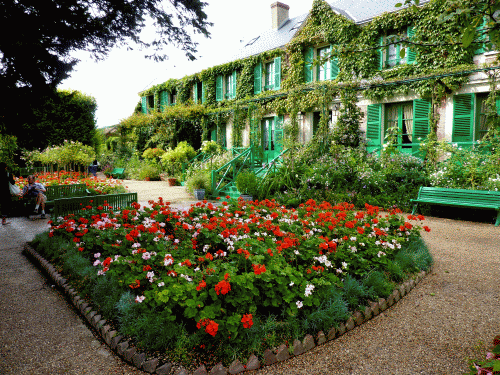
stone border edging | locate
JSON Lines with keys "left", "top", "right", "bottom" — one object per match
{"left": 23, "top": 243, "right": 432, "bottom": 375}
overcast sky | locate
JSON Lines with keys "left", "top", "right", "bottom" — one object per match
{"left": 58, "top": 0, "right": 316, "bottom": 129}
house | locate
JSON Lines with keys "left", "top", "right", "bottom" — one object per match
{"left": 138, "top": 0, "right": 499, "bottom": 165}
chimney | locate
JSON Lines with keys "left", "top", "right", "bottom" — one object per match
{"left": 271, "top": 2, "right": 290, "bottom": 29}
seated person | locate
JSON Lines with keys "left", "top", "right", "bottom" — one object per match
{"left": 19, "top": 175, "right": 47, "bottom": 218}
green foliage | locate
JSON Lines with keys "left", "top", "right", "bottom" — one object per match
{"left": 161, "top": 141, "right": 197, "bottom": 177}
{"left": 341, "top": 274, "right": 371, "bottom": 311}
{"left": 29, "top": 139, "right": 96, "bottom": 172}
{"left": 138, "top": 162, "right": 162, "bottom": 181}
{"left": 362, "top": 270, "right": 395, "bottom": 298}
{"left": 185, "top": 169, "right": 212, "bottom": 193}
{"left": 235, "top": 169, "right": 258, "bottom": 196}
{"left": 0, "top": 134, "right": 18, "bottom": 172}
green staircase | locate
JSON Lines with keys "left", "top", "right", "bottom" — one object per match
{"left": 210, "top": 147, "right": 288, "bottom": 200}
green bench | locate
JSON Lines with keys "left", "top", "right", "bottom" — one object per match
{"left": 45, "top": 184, "right": 89, "bottom": 202}
{"left": 411, "top": 187, "right": 500, "bottom": 226}
{"left": 22, "top": 183, "right": 89, "bottom": 215}
{"left": 111, "top": 168, "right": 125, "bottom": 179}
{"left": 52, "top": 192, "right": 138, "bottom": 217}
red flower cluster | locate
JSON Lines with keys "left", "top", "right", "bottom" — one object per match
{"left": 252, "top": 264, "right": 266, "bottom": 275}
{"left": 214, "top": 279, "right": 231, "bottom": 295}
{"left": 129, "top": 279, "right": 140, "bottom": 289}
{"left": 196, "top": 279, "right": 207, "bottom": 291}
{"left": 241, "top": 314, "right": 253, "bottom": 329}
{"left": 197, "top": 318, "right": 218, "bottom": 337}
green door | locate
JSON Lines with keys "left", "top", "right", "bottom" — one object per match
{"left": 262, "top": 116, "right": 283, "bottom": 162}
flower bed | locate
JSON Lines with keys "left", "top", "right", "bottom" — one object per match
{"left": 32, "top": 197, "right": 432, "bottom": 370}
{"left": 14, "top": 171, "right": 126, "bottom": 195}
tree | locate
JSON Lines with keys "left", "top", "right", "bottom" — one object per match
{"left": 0, "top": 0, "right": 211, "bottom": 91}
{"left": 12, "top": 89, "right": 97, "bottom": 152}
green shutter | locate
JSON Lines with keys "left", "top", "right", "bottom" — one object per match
{"left": 210, "top": 129, "right": 217, "bottom": 142}
{"left": 304, "top": 47, "right": 314, "bottom": 83}
{"left": 330, "top": 53, "right": 339, "bottom": 80}
{"left": 378, "top": 36, "right": 385, "bottom": 70}
{"left": 216, "top": 75, "right": 223, "bottom": 101}
{"left": 254, "top": 62, "right": 262, "bottom": 95}
{"left": 231, "top": 71, "right": 237, "bottom": 99}
{"left": 496, "top": 98, "right": 500, "bottom": 115}
{"left": 452, "top": 94, "right": 474, "bottom": 142}
{"left": 141, "top": 97, "right": 147, "bottom": 114}
{"left": 201, "top": 81, "right": 206, "bottom": 104}
{"left": 474, "top": 18, "right": 487, "bottom": 55}
{"left": 274, "top": 115, "right": 284, "bottom": 152}
{"left": 366, "top": 104, "right": 382, "bottom": 153}
{"left": 407, "top": 25, "right": 416, "bottom": 64}
{"left": 193, "top": 83, "right": 198, "bottom": 104}
{"left": 413, "top": 99, "right": 431, "bottom": 141}
{"left": 274, "top": 56, "right": 281, "bottom": 90}
{"left": 160, "top": 91, "right": 169, "bottom": 111}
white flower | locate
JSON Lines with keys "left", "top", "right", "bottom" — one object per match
{"left": 377, "top": 251, "right": 386, "bottom": 257}
{"left": 135, "top": 295, "right": 145, "bottom": 303}
{"left": 147, "top": 271, "right": 155, "bottom": 280}
{"left": 289, "top": 281, "right": 294, "bottom": 286}
{"left": 142, "top": 252, "right": 151, "bottom": 260}
{"left": 304, "top": 284, "right": 315, "bottom": 297}
{"left": 94, "top": 253, "right": 101, "bottom": 258}
{"left": 157, "top": 282, "right": 165, "bottom": 287}
{"left": 296, "top": 300, "right": 303, "bottom": 309}
{"left": 132, "top": 242, "right": 141, "bottom": 248}
{"left": 342, "top": 262, "right": 348, "bottom": 269}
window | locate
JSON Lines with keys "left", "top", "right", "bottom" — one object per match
{"left": 378, "top": 26, "right": 416, "bottom": 69}
{"left": 225, "top": 71, "right": 237, "bottom": 100}
{"left": 141, "top": 95, "right": 154, "bottom": 113}
{"left": 385, "top": 102, "right": 413, "bottom": 146}
{"left": 304, "top": 46, "right": 339, "bottom": 83}
{"left": 452, "top": 93, "right": 499, "bottom": 143}
{"left": 169, "top": 90, "right": 176, "bottom": 106}
{"left": 366, "top": 99, "right": 431, "bottom": 154}
{"left": 193, "top": 81, "right": 204, "bottom": 104}
{"left": 216, "top": 72, "right": 237, "bottom": 101}
{"left": 265, "top": 61, "right": 275, "bottom": 91}
{"left": 253, "top": 57, "right": 281, "bottom": 95}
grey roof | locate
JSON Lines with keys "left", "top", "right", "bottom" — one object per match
{"left": 232, "top": 12, "right": 309, "bottom": 60}
{"left": 233, "top": 0, "right": 428, "bottom": 60}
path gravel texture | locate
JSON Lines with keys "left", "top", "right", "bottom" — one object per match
{"left": 0, "top": 180, "right": 498, "bottom": 375}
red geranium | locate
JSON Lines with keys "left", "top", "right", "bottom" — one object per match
{"left": 241, "top": 313, "right": 253, "bottom": 329}
{"left": 214, "top": 279, "right": 231, "bottom": 295}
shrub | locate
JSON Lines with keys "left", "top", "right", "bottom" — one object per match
{"left": 235, "top": 169, "right": 258, "bottom": 196}
{"left": 185, "top": 170, "right": 212, "bottom": 194}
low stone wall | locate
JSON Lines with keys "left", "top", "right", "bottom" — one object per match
{"left": 23, "top": 243, "right": 431, "bottom": 375}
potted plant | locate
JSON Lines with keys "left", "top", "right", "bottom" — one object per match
{"left": 235, "top": 169, "right": 258, "bottom": 201}
{"left": 187, "top": 170, "right": 211, "bottom": 200}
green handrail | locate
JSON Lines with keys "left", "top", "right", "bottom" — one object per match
{"left": 211, "top": 147, "right": 253, "bottom": 196}
{"left": 254, "top": 148, "right": 289, "bottom": 181}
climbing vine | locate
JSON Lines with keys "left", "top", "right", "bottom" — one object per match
{"left": 130, "top": 0, "right": 490, "bottom": 154}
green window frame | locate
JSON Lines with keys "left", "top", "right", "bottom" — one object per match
{"left": 141, "top": 97, "right": 147, "bottom": 114}
{"left": 378, "top": 25, "right": 416, "bottom": 70}
{"left": 265, "top": 61, "right": 275, "bottom": 91}
{"left": 367, "top": 99, "right": 430, "bottom": 153}
{"left": 225, "top": 71, "right": 237, "bottom": 100}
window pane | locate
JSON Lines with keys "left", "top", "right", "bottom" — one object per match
{"left": 402, "top": 102, "right": 413, "bottom": 143}
{"left": 265, "top": 62, "right": 274, "bottom": 90}
{"left": 317, "top": 47, "right": 330, "bottom": 81}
